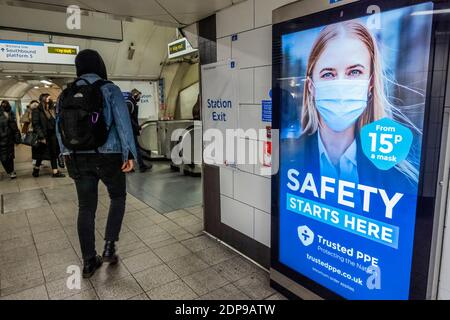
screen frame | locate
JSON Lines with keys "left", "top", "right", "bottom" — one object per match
{"left": 271, "top": 0, "right": 450, "bottom": 300}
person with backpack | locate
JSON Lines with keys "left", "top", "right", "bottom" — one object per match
{"left": 0, "top": 100, "right": 21, "bottom": 179}
{"left": 31, "top": 93, "right": 65, "bottom": 178}
{"left": 56, "top": 49, "right": 137, "bottom": 278}
{"left": 124, "top": 89, "right": 151, "bottom": 172}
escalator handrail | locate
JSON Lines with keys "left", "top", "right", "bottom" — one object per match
{"left": 137, "top": 120, "right": 159, "bottom": 153}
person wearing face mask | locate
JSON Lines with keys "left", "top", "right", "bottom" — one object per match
{"left": 0, "top": 100, "right": 21, "bottom": 179}
{"left": 126, "top": 88, "right": 152, "bottom": 173}
{"left": 284, "top": 21, "right": 418, "bottom": 210}
{"left": 31, "top": 93, "right": 65, "bottom": 178}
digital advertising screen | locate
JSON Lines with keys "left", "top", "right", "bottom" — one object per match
{"left": 273, "top": 1, "right": 443, "bottom": 300}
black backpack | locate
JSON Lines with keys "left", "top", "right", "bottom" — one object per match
{"left": 58, "top": 78, "right": 111, "bottom": 151}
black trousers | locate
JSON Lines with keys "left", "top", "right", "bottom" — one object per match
{"left": 134, "top": 135, "right": 146, "bottom": 169}
{"left": 35, "top": 158, "right": 57, "bottom": 170}
{"left": 35, "top": 132, "right": 59, "bottom": 170}
{"left": 65, "top": 153, "right": 126, "bottom": 261}
{"left": 1, "top": 157, "right": 14, "bottom": 174}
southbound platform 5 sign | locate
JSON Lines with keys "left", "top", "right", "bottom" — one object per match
{"left": 0, "top": 39, "right": 79, "bottom": 65}
{"left": 277, "top": 2, "right": 434, "bottom": 299}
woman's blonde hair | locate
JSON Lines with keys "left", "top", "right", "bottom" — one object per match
{"left": 301, "top": 20, "right": 421, "bottom": 184}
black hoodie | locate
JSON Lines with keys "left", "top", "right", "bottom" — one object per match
{"left": 75, "top": 49, "right": 108, "bottom": 80}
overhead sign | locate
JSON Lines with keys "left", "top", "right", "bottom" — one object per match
{"left": 0, "top": 40, "right": 79, "bottom": 65}
{"left": 168, "top": 38, "right": 197, "bottom": 59}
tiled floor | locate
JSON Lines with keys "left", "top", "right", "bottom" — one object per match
{"left": 126, "top": 161, "right": 203, "bottom": 213}
{"left": 0, "top": 146, "right": 286, "bottom": 300}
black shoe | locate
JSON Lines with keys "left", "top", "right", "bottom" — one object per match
{"left": 82, "top": 255, "right": 103, "bottom": 279}
{"left": 10, "top": 172, "right": 17, "bottom": 179}
{"left": 139, "top": 164, "right": 152, "bottom": 173}
{"left": 58, "top": 156, "right": 65, "bottom": 169}
{"left": 52, "top": 172, "right": 66, "bottom": 178}
{"left": 102, "top": 241, "right": 119, "bottom": 265}
{"left": 32, "top": 168, "right": 39, "bottom": 177}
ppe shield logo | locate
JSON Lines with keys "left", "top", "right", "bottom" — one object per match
{"left": 298, "top": 225, "right": 314, "bottom": 247}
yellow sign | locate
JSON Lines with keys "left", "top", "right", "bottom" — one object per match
{"left": 169, "top": 40, "right": 186, "bottom": 55}
{"left": 47, "top": 47, "right": 77, "bottom": 55}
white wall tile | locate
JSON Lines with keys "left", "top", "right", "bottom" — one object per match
{"left": 438, "top": 286, "right": 450, "bottom": 300}
{"left": 217, "top": 36, "right": 232, "bottom": 62}
{"left": 254, "top": 0, "right": 297, "bottom": 28}
{"left": 216, "top": 0, "right": 254, "bottom": 38}
{"left": 238, "top": 68, "right": 254, "bottom": 104}
{"left": 220, "top": 195, "right": 255, "bottom": 238}
{"left": 254, "top": 161, "right": 273, "bottom": 178}
{"left": 254, "top": 66, "right": 272, "bottom": 102}
{"left": 439, "top": 225, "right": 450, "bottom": 292}
{"left": 232, "top": 26, "right": 272, "bottom": 69}
{"left": 233, "top": 137, "right": 259, "bottom": 171}
{"left": 237, "top": 163, "right": 255, "bottom": 174}
{"left": 254, "top": 209, "right": 271, "bottom": 247}
{"left": 239, "top": 104, "right": 266, "bottom": 133}
{"left": 220, "top": 167, "right": 234, "bottom": 197}
{"left": 234, "top": 170, "right": 271, "bottom": 212}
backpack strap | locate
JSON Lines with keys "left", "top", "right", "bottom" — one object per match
{"left": 91, "top": 79, "right": 115, "bottom": 133}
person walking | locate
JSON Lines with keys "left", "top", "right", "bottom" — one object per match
{"left": 31, "top": 93, "right": 65, "bottom": 178}
{"left": 126, "top": 89, "right": 151, "bottom": 172}
{"left": 0, "top": 100, "right": 21, "bottom": 179}
{"left": 20, "top": 100, "right": 39, "bottom": 135}
{"left": 56, "top": 49, "right": 137, "bottom": 278}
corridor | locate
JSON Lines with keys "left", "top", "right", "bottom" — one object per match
{"left": 0, "top": 147, "right": 284, "bottom": 300}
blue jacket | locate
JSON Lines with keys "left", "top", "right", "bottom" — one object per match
{"left": 56, "top": 73, "right": 137, "bottom": 162}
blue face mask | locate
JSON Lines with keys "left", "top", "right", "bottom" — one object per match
{"left": 312, "top": 79, "right": 370, "bottom": 132}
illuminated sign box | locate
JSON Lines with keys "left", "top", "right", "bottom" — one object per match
{"left": 168, "top": 38, "right": 197, "bottom": 59}
{"left": 271, "top": 0, "right": 450, "bottom": 300}
{"left": 47, "top": 47, "right": 77, "bottom": 55}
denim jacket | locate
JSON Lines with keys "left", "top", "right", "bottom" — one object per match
{"left": 56, "top": 73, "right": 137, "bottom": 162}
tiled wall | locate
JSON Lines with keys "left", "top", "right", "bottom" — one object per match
{"left": 438, "top": 59, "right": 450, "bottom": 300}
{"left": 199, "top": 0, "right": 450, "bottom": 300}
{"left": 215, "top": 0, "right": 297, "bottom": 249}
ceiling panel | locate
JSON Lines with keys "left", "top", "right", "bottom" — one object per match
{"left": 74, "top": 0, "right": 168, "bottom": 18}
{"left": 159, "top": 0, "right": 232, "bottom": 14}
{"left": 16, "top": 0, "right": 247, "bottom": 26}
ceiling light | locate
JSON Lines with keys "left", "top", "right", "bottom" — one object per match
{"left": 40, "top": 80, "right": 53, "bottom": 85}
{"left": 34, "top": 86, "right": 39, "bottom": 89}
{"left": 6, "top": 75, "right": 12, "bottom": 78}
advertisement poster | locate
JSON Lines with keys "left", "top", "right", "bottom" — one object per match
{"left": 278, "top": 2, "right": 433, "bottom": 299}
{"left": 115, "top": 81, "right": 159, "bottom": 120}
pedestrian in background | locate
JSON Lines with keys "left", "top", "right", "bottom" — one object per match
{"left": 20, "top": 100, "right": 39, "bottom": 135}
{"left": 31, "top": 93, "right": 65, "bottom": 178}
{"left": 0, "top": 100, "right": 21, "bottom": 179}
{"left": 125, "top": 88, "right": 151, "bottom": 172}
